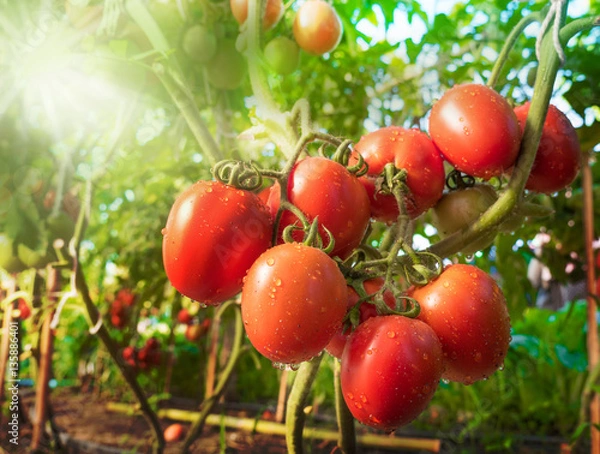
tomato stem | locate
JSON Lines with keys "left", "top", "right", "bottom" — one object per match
{"left": 487, "top": 8, "right": 547, "bottom": 89}
{"left": 429, "top": 12, "right": 599, "bottom": 259}
{"left": 244, "top": 0, "right": 299, "bottom": 158}
{"left": 285, "top": 355, "right": 323, "bottom": 454}
{"left": 152, "top": 63, "right": 223, "bottom": 166}
{"left": 182, "top": 301, "right": 244, "bottom": 452}
{"left": 334, "top": 360, "right": 357, "bottom": 454}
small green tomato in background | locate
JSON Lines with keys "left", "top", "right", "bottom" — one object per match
{"left": 264, "top": 36, "right": 300, "bottom": 75}
{"left": 205, "top": 39, "right": 247, "bottom": 90}
{"left": 182, "top": 24, "right": 217, "bottom": 63}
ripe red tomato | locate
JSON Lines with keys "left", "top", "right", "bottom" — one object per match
{"left": 241, "top": 243, "right": 347, "bottom": 365}
{"left": 110, "top": 300, "right": 128, "bottom": 329}
{"left": 429, "top": 84, "right": 521, "bottom": 179}
{"left": 513, "top": 102, "right": 581, "bottom": 193}
{"left": 137, "top": 338, "right": 161, "bottom": 369}
{"left": 293, "top": 0, "right": 343, "bottom": 56}
{"left": 262, "top": 157, "right": 371, "bottom": 259}
{"left": 325, "top": 278, "right": 396, "bottom": 359}
{"left": 341, "top": 315, "right": 444, "bottom": 431}
{"left": 163, "top": 423, "right": 185, "bottom": 442}
{"left": 162, "top": 181, "right": 273, "bottom": 305}
{"left": 409, "top": 264, "right": 511, "bottom": 384}
{"left": 122, "top": 346, "right": 137, "bottom": 368}
{"left": 117, "top": 288, "right": 136, "bottom": 307}
{"left": 177, "top": 308, "right": 193, "bottom": 325}
{"left": 230, "top": 0, "right": 284, "bottom": 30}
{"left": 351, "top": 127, "right": 445, "bottom": 223}
{"left": 16, "top": 298, "right": 31, "bottom": 320}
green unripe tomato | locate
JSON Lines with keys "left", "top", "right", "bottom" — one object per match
{"left": 182, "top": 24, "right": 217, "bottom": 63}
{"left": 0, "top": 234, "right": 27, "bottom": 274}
{"left": 264, "top": 36, "right": 300, "bottom": 75}
{"left": 17, "top": 243, "right": 53, "bottom": 269}
{"left": 431, "top": 184, "right": 498, "bottom": 255}
{"left": 48, "top": 212, "right": 76, "bottom": 242}
{"left": 206, "top": 39, "right": 247, "bottom": 90}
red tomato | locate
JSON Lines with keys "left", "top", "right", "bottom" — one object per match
{"left": 117, "top": 288, "right": 136, "bottom": 306}
{"left": 230, "top": 0, "right": 284, "bottom": 30}
{"left": 110, "top": 300, "right": 128, "bottom": 329}
{"left": 341, "top": 315, "right": 444, "bottom": 431}
{"left": 293, "top": 0, "right": 343, "bottom": 56}
{"left": 262, "top": 157, "right": 371, "bottom": 259}
{"left": 138, "top": 339, "right": 161, "bottom": 369}
{"left": 429, "top": 84, "right": 521, "bottom": 179}
{"left": 16, "top": 298, "right": 31, "bottom": 320}
{"left": 162, "top": 181, "right": 273, "bottom": 305}
{"left": 241, "top": 243, "right": 347, "bottom": 365}
{"left": 177, "top": 308, "right": 193, "bottom": 325}
{"left": 409, "top": 264, "right": 511, "bottom": 384}
{"left": 513, "top": 102, "right": 581, "bottom": 193}
{"left": 351, "top": 127, "right": 445, "bottom": 223}
{"left": 163, "top": 423, "right": 185, "bottom": 442}
{"left": 325, "top": 278, "right": 396, "bottom": 359}
{"left": 122, "top": 346, "right": 137, "bottom": 368}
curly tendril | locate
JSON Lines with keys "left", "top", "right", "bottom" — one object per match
{"left": 213, "top": 160, "right": 263, "bottom": 191}
{"left": 402, "top": 251, "right": 444, "bottom": 287}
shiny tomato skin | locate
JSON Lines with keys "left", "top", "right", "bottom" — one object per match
{"left": 325, "top": 278, "right": 396, "bottom": 359}
{"left": 241, "top": 243, "right": 348, "bottom": 365}
{"left": 162, "top": 181, "right": 273, "bottom": 305}
{"left": 230, "top": 0, "right": 284, "bottom": 30}
{"left": 341, "top": 315, "right": 444, "bottom": 431}
{"left": 293, "top": 0, "right": 343, "bottom": 55}
{"left": 352, "top": 127, "right": 445, "bottom": 223}
{"left": 513, "top": 102, "right": 581, "bottom": 193}
{"left": 410, "top": 264, "right": 511, "bottom": 385}
{"left": 429, "top": 84, "right": 521, "bottom": 179}
{"left": 263, "top": 157, "right": 371, "bottom": 259}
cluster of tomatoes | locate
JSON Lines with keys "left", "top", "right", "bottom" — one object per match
{"left": 109, "top": 288, "right": 137, "bottom": 329}
{"left": 177, "top": 308, "right": 212, "bottom": 342}
{"left": 162, "top": 78, "right": 579, "bottom": 430}
{"left": 180, "top": 0, "right": 343, "bottom": 88}
{"left": 122, "top": 337, "right": 162, "bottom": 371}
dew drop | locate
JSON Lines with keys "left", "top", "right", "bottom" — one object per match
{"left": 275, "top": 278, "right": 282, "bottom": 286}
{"left": 267, "top": 258, "right": 275, "bottom": 266}
{"left": 387, "top": 331, "right": 396, "bottom": 339}
{"left": 161, "top": 228, "right": 167, "bottom": 235}
{"left": 443, "top": 281, "right": 450, "bottom": 288}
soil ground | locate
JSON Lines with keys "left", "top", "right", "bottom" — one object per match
{"left": 0, "top": 388, "right": 582, "bottom": 454}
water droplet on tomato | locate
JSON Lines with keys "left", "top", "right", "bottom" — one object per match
{"left": 161, "top": 228, "right": 167, "bottom": 235}
{"left": 275, "top": 278, "right": 282, "bottom": 286}
{"left": 443, "top": 281, "right": 450, "bottom": 288}
{"left": 267, "top": 258, "right": 275, "bottom": 266}
{"left": 473, "top": 351, "right": 482, "bottom": 362}
{"left": 387, "top": 331, "right": 396, "bottom": 339}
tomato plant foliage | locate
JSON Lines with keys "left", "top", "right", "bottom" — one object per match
{"left": 0, "top": 0, "right": 599, "bottom": 449}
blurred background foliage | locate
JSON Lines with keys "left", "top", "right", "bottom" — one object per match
{"left": 0, "top": 0, "right": 599, "bottom": 445}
